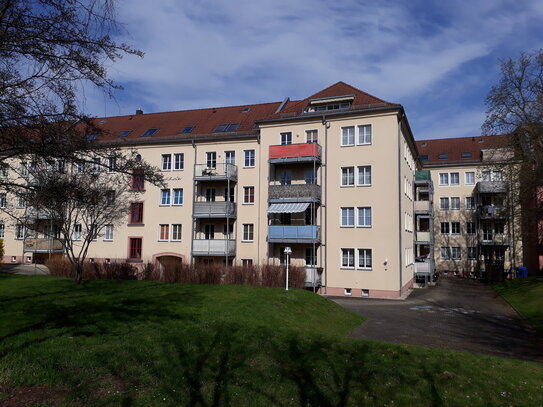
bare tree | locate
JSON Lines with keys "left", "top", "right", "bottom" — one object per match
{"left": 483, "top": 50, "right": 543, "bottom": 273}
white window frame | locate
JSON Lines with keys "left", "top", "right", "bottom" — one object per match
{"left": 243, "top": 186, "right": 255, "bottom": 204}
{"left": 161, "top": 154, "right": 172, "bottom": 171}
{"left": 440, "top": 222, "right": 450, "bottom": 235}
{"left": 357, "top": 207, "right": 372, "bottom": 227}
{"left": 357, "top": 125, "right": 372, "bottom": 145}
{"left": 450, "top": 172, "right": 460, "bottom": 186}
{"left": 439, "top": 173, "right": 449, "bottom": 186}
{"left": 341, "top": 126, "right": 355, "bottom": 146}
{"left": 244, "top": 149, "right": 255, "bottom": 168}
{"left": 0, "top": 193, "right": 6, "bottom": 208}
{"left": 160, "top": 189, "right": 171, "bottom": 206}
{"left": 465, "top": 172, "right": 475, "bottom": 185}
{"left": 357, "top": 166, "right": 371, "bottom": 186}
{"left": 451, "top": 222, "right": 461, "bottom": 235}
{"left": 440, "top": 197, "right": 450, "bottom": 210}
{"left": 15, "top": 224, "right": 25, "bottom": 240}
{"left": 441, "top": 247, "right": 451, "bottom": 260}
{"left": 173, "top": 188, "right": 183, "bottom": 206}
{"left": 357, "top": 248, "right": 372, "bottom": 270}
{"left": 206, "top": 151, "right": 217, "bottom": 169}
{"left": 171, "top": 224, "right": 182, "bottom": 241}
{"left": 467, "top": 247, "right": 477, "bottom": 260}
{"left": 340, "top": 207, "right": 355, "bottom": 227}
{"left": 225, "top": 151, "right": 235, "bottom": 165}
{"left": 306, "top": 129, "right": 318, "bottom": 143}
{"left": 158, "top": 224, "right": 170, "bottom": 241}
{"left": 451, "top": 246, "right": 461, "bottom": 260}
{"left": 174, "top": 153, "right": 184, "bottom": 170}
{"left": 341, "top": 248, "right": 355, "bottom": 269}
{"left": 242, "top": 224, "right": 254, "bottom": 242}
{"left": 104, "top": 224, "right": 114, "bottom": 241}
{"left": 341, "top": 167, "right": 355, "bottom": 187}
{"left": 465, "top": 196, "right": 475, "bottom": 210}
{"left": 280, "top": 132, "right": 292, "bottom": 145}
{"left": 0, "top": 223, "right": 4, "bottom": 238}
{"left": 73, "top": 224, "right": 82, "bottom": 241}
{"left": 451, "top": 197, "right": 460, "bottom": 210}
{"left": 107, "top": 157, "right": 116, "bottom": 173}
{"left": 466, "top": 222, "right": 476, "bottom": 235}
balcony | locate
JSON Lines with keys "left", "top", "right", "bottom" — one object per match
{"left": 26, "top": 207, "right": 53, "bottom": 220}
{"left": 479, "top": 232, "right": 509, "bottom": 246}
{"left": 476, "top": 181, "right": 507, "bottom": 194}
{"left": 192, "top": 239, "right": 236, "bottom": 256}
{"left": 24, "top": 238, "right": 64, "bottom": 253}
{"left": 415, "top": 231, "right": 431, "bottom": 243}
{"left": 415, "top": 170, "right": 431, "bottom": 182}
{"left": 269, "top": 143, "right": 321, "bottom": 164}
{"left": 268, "top": 225, "right": 320, "bottom": 243}
{"left": 194, "top": 163, "right": 237, "bottom": 182}
{"left": 478, "top": 205, "right": 506, "bottom": 219}
{"left": 304, "top": 267, "right": 323, "bottom": 287}
{"left": 268, "top": 184, "right": 321, "bottom": 203}
{"left": 193, "top": 201, "right": 236, "bottom": 218}
{"left": 414, "top": 200, "right": 431, "bottom": 213}
{"left": 414, "top": 259, "right": 434, "bottom": 275}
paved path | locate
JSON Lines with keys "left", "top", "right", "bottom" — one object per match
{"left": 332, "top": 278, "right": 543, "bottom": 362}
{"left": 1, "top": 264, "right": 49, "bottom": 275}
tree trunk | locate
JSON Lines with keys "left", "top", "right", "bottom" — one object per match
{"left": 74, "top": 262, "right": 84, "bottom": 284}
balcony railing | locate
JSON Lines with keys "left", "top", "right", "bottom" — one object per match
{"left": 194, "top": 163, "right": 238, "bottom": 182}
{"left": 193, "top": 201, "right": 236, "bottom": 218}
{"left": 24, "top": 238, "right": 64, "bottom": 253}
{"left": 414, "top": 259, "right": 434, "bottom": 275}
{"left": 192, "top": 239, "right": 236, "bottom": 256}
{"left": 476, "top": 181, "right": 507, "bottom": 194}
{"left": 268, "top": 225, "right": 320, "bottom": 243}
{"left": 415, "top": 170, "right": 431, "bottom": 181}
{"left": 477, "top": 205, "right": 506, "bottom": 219}
{"left": 268, "top": 184, "right": 321, "bottom": 202}
{"left": 26, "top": 207, "right": 53, "bottom": 220}
{"left": 304, "top": 266, "right": 323, "bottom": 287}
{"left": 269, "top": 143, "right": 321, "bottom": 164}
{"left": 415, "top": 231, "right": 431, "bottom": 243}
{"left": 414, "top": 200, "right": 431, "bottom": 212}
{"left": 479, "top": 232, "right": 509, "bottom": 245}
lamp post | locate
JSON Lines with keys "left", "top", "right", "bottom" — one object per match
{"left": 284, "top": 246, "right": 292, "bottom": 291}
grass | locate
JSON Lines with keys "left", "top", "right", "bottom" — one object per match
{"left": 0, "top": 274, "right": 541, "bottom": 406}
{"left": 494, "top": 277, "right": 543, "bottom": 335}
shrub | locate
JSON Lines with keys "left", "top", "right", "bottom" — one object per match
{"left": 260, "top": 264, "right": 284, "bottom": 288}
{"left": 45, "top": 257, "right": 74, "bottom": 278}
{"left": 0, "top": 239, "right": 4, "bottom": 269}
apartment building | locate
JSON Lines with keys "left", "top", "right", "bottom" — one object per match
{"left": 1, "top": 82, "right": 420, "bottom": 298}
{"left": 416, "top": 136, "right": 523, "bottom": 278}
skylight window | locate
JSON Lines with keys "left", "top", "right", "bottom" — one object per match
{"left": 141, "top": 128, "right": 159, "bottom": 137}
{"left": 461, "top": 152, "right": 472, "bottom": 158}
{"left": 242, "top": 108, "right": 250, "bottom": 113}
{"left": 213, "top": 123, "right": 240, "bottom": 133}
{"left": 420, "top": 154, "right": 429, "bottom": 161}
{"left": 118, "top": 130, "right": 132, "bottom": 137}
{"left": 87, "top": 134, "right": 99, "bottom": 141}
{"left": 438, "top": 153, "right": 448, "bottom": 159}
{"left": 181, "top": 126, "right": 194, "bottom": 134}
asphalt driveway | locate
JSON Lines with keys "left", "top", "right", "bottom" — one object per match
{"left": 332, "top": 277, "right": 543, "bottom": 362}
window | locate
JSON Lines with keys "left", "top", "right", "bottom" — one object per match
{"left": 341, "top": 167, "right": 354, "bottom": 186}
{"left": 439, "top": 173, "right": 449, "bottom": 185}
{"left": 0, "top": 193, "right": 5, "bottom": 208}
{"left": 171, "top": 153, "right": 183, "bottom": 170}
{"left": 341, "top": 248, "right": 355, "bottom": 268}
{"left": 242, "top": 259, "right": 253, "bottom": 268}
{"left": 160, "top": 189, "right": 171, "bottom": 205}
{"left": 224, "top": 187, "right": 235, "bottom": 202}
{"left": 181, "top": 126, "right": 194, "bottom": 134}
{"left": 341, "top": 126, "right": 355, "bottom": 146}
{"left": 73, "top": 224, "right": 82, "bottom": 240}
{"left": 205, "top": 188, "right": 216, "bottom": 202}
{"left": 161, "top": 154, "right": 172, "bottom": 170}
{"left": 280, "top": 132, "right": 292, "bottom": 145}
{"left": 440, "top": 222, "right": 450, "bottom": 234}
{"left": 0, "top": 164, "right": 7, "bottom": 178}
{"left": 213, "top": 123, "right": 239, "bottom": 132}
{"left": 89, "top": 224, "right": 98, "bottom": 240}
{"left": 358, "top": 166, "right": 371, "bottom": 186}
{"left": 244, "top": 150, "right": 255, "bottom": 167}
{"left": 358, "top": 249, "right": 372, "bottom": 269}
{"left": 420, "top": 154, "right": 429, "bottom": 161}
{"left": 451, "top": 222, "right": 460, "bottom": 234}
{"left": 104, "top": 225, "right": 113, "bottom": 241}
{"left": 16, "top": 195, "right": 25, "bottom": 208}
{"left": 130, "top": 202, "right": 143, "bottom": 224}
{"left": 344, "top": 288, "right": 352, "bottom": 296}
{"left": 107, "top": 157, "right": 116, "bottom": 173}
{"left": 451, "top": 247, "right": 461, "bottom": 260}
{"left": 243, "top": 186, "right": 255, "bottom": 204}
{"left": 467, "top": 247, "right": 477, "bottom": 260}
{"left": 357, "top": 125, "right": 372, "bottom": 145}
{"left": 159, "top": 224, "right": 170, "bottom": 241}
{"left": 118, "top": 130, "right": 132, "bottom": 137}
{"left": 204, "top": 224, "right": 214, "bottom": 240}
{"left": 76, "top": 161, "right": 85, "bottom": 174}
{"left": 495, "top": 221, "right": 505, "bottom": 235}
{"left": 357, "top": 207, "right": 372, "bottom": 227}
{"left": 305, "top": 168, "right": 317, "bottom": 184}
{"left": 131, "top": 170, "right": 145, "bottom": 190}
{"left": 451, "top": 197, "right": 460, "bottom": 210}
{"left": 0, "top": 223, "right": 4, "bottom": 238}
{"left": 206, "top": 152, "right": 217, "bottom": 169}
{"left": 465, "top": 172, "right": 475, "bottom": 185}
{"left": 466, "top": 197, "right": 476, "bottom": 210}
{"left": 242, "top": 224, "right": 254, "bottom": 241}
{"left": 171, "top": 224, "right": 182, "bottom": 241}
{"left": 438, "top": 153, "right": 448, "bottom": 159}
{"left": 482, "top": 170, "right": 503, "bottom": 181}
{"left": 306, "top": 129, "right": 318, "bottom": 143}
{"left": 129, "top": 238, "right": 142, "bottom": 259}
{"left": 173, "top": 188, "right": 183, "bottom": 205}
{"left": 91, "top": 157, "right": 101, "bottom": 172}
{"left": 141, "top": 128, "right": 159, "bottom": 137}
{"left": 466, "top": 222, "right": 476, "bottom": 235}
{"left": 280, "top": 171, "right": 292, "bottom": 185}
{"left": 440, "top": 247, "right": 451, "bottom": 260}
{"left": 225, "top": 151, "right": 235, "bottom": 165}
{"left": 450, "top": 172, "right": 460, "bottom": 185}
{"left": 15, "top": 224, "right": 25, "bottom": 240}
{"left": 461, "top": 152, "right": 472, "bottom": 159}
{"left": 305, "top": 247, "right": 317, "bottom": 267}
{"left": 341, "top": 207, "right": 355, "bottom": 227}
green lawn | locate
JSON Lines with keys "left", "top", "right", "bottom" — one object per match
{"left": 1, "top": 274, "right": 542, "bottom": 406}
{"left": 494, "top": 277, "right": 543, "bottom": 335}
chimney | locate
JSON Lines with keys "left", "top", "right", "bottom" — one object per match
{"left": 135, "top": 109, "right": 143, "bottom": 115}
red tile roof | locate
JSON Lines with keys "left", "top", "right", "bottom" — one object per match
{"left": 416, "top": 135, "right": 509, "bottom": 166}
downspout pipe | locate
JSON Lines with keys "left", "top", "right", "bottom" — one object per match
{"left": 322, "top": 115, "right": 329, "bottom": 294}
{"left": 397, "top": 113, "right": 404, "bottom": 297}
{"left": 190, "top": 138, "right": 196, "bottom": 265}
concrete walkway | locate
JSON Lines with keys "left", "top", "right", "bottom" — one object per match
{"left": 1, "top": 263, "right": 49, "bottom": 276}
{"left": 333, "top": 277, "right": 543, "bottom": 362}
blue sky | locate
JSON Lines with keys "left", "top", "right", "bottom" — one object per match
{"left": 81, "top": 0, "right": 543, "bottom": 140}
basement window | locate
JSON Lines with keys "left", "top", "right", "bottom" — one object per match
{"left": 344, "top": 288, "right": 352, "bottom": 296}
{"left": 141, "top": 128, "right": 159, "bottom": 137}
{"left": 361, "top": 289, "right": 370, "bottom": 297}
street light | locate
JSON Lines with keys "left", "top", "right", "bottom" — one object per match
{"left": 284, "top": 246, "right": 292, "bottom": 291}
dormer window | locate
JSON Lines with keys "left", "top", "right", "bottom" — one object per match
{"left": 438, "top": 153, "right": 448, "bottom": 159}
{"left": 181, "top": 126, "right": 194, "bottom": 134}
{"left": 118, "top": 130, "right": 132, "bottom": 137}
{"left": 305, "top": 95, "right": 354, "bottom": 113}
{"left": 141, "top": 128, "right": 159, "bottom": 137}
